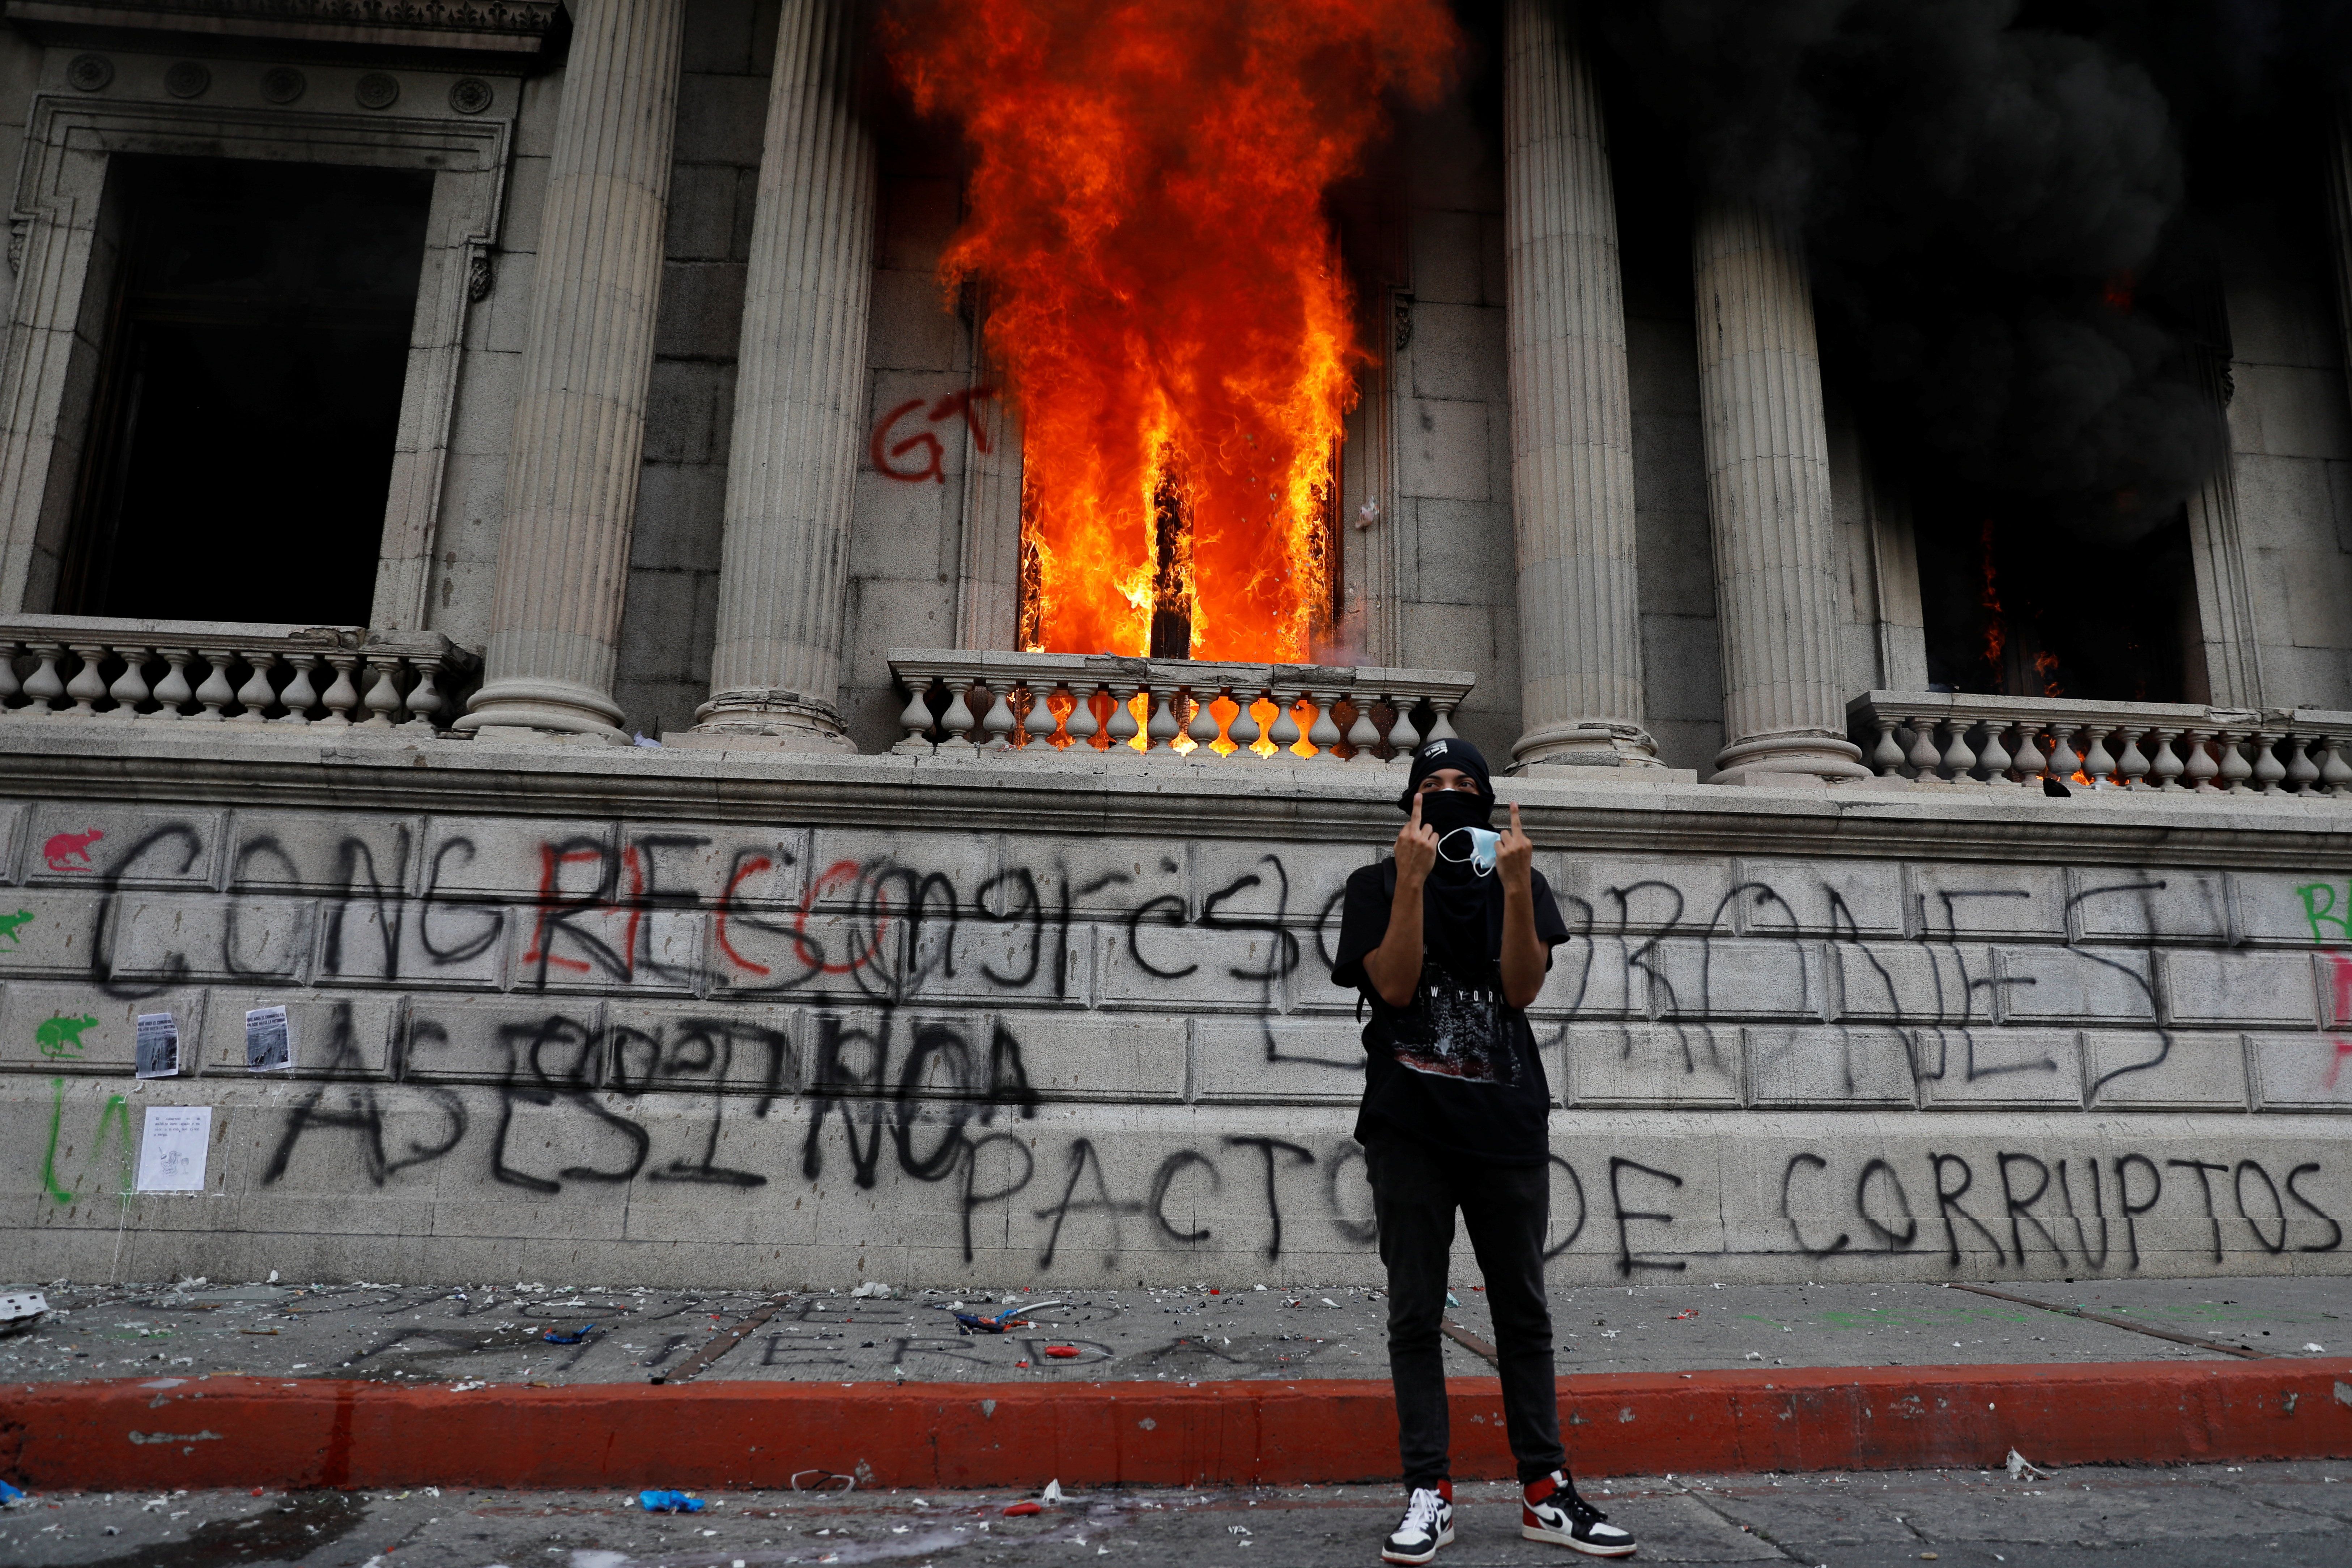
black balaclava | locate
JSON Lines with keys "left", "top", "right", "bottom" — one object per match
{"left": 1399, "top": 740, "right": 1497, "bottom": 916}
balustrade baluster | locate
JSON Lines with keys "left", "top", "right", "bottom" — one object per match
{"left": 1937, "top": 718, "right": 1975, "bottom": 783}
{"left": 2182, "top": 729, "right": 2219, "bottom": 792}
{"left": 1904, "top": 717, "right": 1940, "bottom": 779}
{"left": 1022, "top": 683, "right": 1059, "bottom": 749}
{"left": 360, "top": 656, "right": 404, "bottom": 727}
{"left": 104, "top": 645, "right": 152, "bottom": 717}
{"left": 316, "top": 653, "right": 361, "bottom": 725}
{"left": 405, "top": 656, "right": 447, "bottom": 726}
{"left": 2050, "top": 724, "right": 2086, "bottom": 786}
{"left": 2214, "top": 729, "right": 2252, "bottom": 792}
{"left": 1304, "top": 693, "right": 1343, "bottom": 762}
{"left": 1978, "top": 721, "right": 2013, "bottom": 783}
{"left": 1426, "top": 699, "right": 1461, "bottom": 743}
{"left": 978, "top": 683, "right": 1017, "bottom": 750}
{"left": 2283, "top": 732, "right": 2322, "bottom": 794}
{"left": 2012, "top": 724, "right": 2047, "bottom": 782}
{"left": 1187, "top": 688, "right": 1223, "bottom": 753}
{"left": 1386, "top": 696, "right": 1420, "bottom": 762}
{"left": 63, "top": 643, "right": 107, "bottom": 716}
{"left": 2147, "top": 727, "right": 2185, "bottom": 791}
{"left": 1066, "top": 683, "right": 1102, "bottom": 747}
{"left": 0, "top": 642, "right": 18, "bottom": 713}
{"left": 1105, "top": 682, "right": 1141, "bottom": 752}
{"left": 1868, "top": 715, "right": 1904, "bottom": 775}
{"left": 1343, "top": 698, "right": 1383, "bottom": 763}
{"left": 1140, "top": 686, "right": 1177, "bottom": 752}
{"left": 231, "top": 653, "right": 280, "bottom": 721}
{"left": 2318, "top": 735, "right": 2352, "bottom": 796}
{"left": 190, "top": 649, "right": 235, "bottom": 721}
{"left": 935, "top": 681, "right": 979, "bottom": 753}
{"left": 276, "top": 653, "right": 321, "bottom": 724}
{"left": 893, "top": 679, "right": 936, "bottom": 754}
{"left": 22, "top": 643, "right": 65, "bottom": 715}
{"left": 2082, "top": 725, "right": 2117, "bottom": 787}
{"left": 1227, "top": 688, "right": 1263, "bottom": 754}
{"left": 2251, "top": 730, "right": 2288, "bottom": 794}
{"left": 1266, "top": 689, "right": 1302, "bottom": 759}
{"left": 2116, "top": 726, "right": 2152, "bottom": 788}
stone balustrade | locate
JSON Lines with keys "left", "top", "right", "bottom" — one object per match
{"left": 888, "top": 650, "right": 1477, "bottom": 762}
{"left": 0, "top": 617, "right": 478, "bottom": 727}
{"left": 1848, "top": 691, "right": 2352, "bottom": 796}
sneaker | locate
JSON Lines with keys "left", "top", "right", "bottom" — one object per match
{"left": 1381, "top": 1482, "right": 1455, "bottom": 1564}
{"left": 1523, "top": 1471, "right": 1636, "bottom": 1556}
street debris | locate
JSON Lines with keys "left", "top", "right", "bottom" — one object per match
{"left": 639, "top": 1489, "right": 705, "bottom": 1513}
{"left": 541, "top": 1324, "right": 595, "bottom": 1344}
{"left": 2004, "top": 1449, "right": 2051, "bottom": 1480}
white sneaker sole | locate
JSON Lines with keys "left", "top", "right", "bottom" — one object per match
{"left": 1381, "top": 1524, "right": 1455, "bottom": 1564}
{"left": 1523, "top": 1521, "right": 1637, "bottom": 1556}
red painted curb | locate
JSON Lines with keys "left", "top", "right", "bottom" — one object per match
{"left": 4, "top": 1361, "right": 2347, "bottom": 1493}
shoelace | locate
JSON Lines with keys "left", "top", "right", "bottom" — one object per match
{"left": 1400, "top": 1487, "right": 1446, "bottom": 1535}
{"left": 1564, "top": 1492, "right": 1609, "bottom": 1527}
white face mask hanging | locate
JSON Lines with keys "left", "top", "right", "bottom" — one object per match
{"left": 1438, "top": 825, "right": 1500, "bottom": 877}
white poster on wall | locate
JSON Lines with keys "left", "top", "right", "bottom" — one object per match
{"left": 136, "top": 1105, "right": 212, "bottom": 1192}
{"left": 245, "top": 1005, "right": 291, "bottom": 1072}
{"left": 135, "top": 1012, "right": 180, "bottom": 1079}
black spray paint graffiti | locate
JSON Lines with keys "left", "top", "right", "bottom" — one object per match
{"left": 38, "top": 816, "right": 2351, "bottom": 1271}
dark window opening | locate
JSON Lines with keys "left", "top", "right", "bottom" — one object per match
{"left": 1915, "top": 487, "right": 2199, "bottom": 704}
{"left": 61, "top": 155, "right": 433, "bottom": 625}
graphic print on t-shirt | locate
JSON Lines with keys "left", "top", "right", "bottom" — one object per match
{"left": 1392, "top": 962, "right": 1516, "bottom": 1085}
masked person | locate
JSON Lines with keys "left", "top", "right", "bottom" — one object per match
{"left": 1332, "top": 738, "right": 1636, "bottom": 1563}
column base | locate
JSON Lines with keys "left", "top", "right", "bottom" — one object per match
{"left": 1510, "top": 720, "right": 1664, "bottom": 772}
{"left": 677, "top": 689, "right": 856, "bottom": 752}
{"left": 454, "top": 678, "right": 628, "bottom": 744}
{"left": 1709, "top": 728, "right": 1872, "bottom": 786}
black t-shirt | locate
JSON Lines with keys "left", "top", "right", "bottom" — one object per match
{"left": 1330, "top": 857, "right": 1569, "bottom": 1165}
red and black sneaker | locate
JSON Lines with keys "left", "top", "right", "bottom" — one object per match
{"left": 1523, "top": 1471, "right": 1636, "bottom": 1556}
{"left": 1381, "top": 1480, "right": 1455, "bottom": 1564}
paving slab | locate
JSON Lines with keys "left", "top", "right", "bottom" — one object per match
{"left": 9, "top": 1275, "right": 2339, "bottom": 1389}
{"left": 4, "top": 1465, "right": 2352, "bottom": 1568}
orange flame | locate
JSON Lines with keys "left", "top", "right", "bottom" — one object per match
{"left": 881, "top": 0, "right": 1459, "bottom": 659}
{"left": 1979, "top": 518, "right": 2005, "bottom": 678}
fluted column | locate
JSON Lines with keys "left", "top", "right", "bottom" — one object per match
{"left": 1691, "top": 197, "right": 1869, "bottom": 784}
{"left": 458, "top": 0, "right": 685, "bottom": 740}
{"left": 687, "top": 0, "right": 877, "bottom": 749}
{"left": 1504, "top": 0, "right": 1658, "bottom": 771}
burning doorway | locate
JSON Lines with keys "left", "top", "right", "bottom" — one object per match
{"left": 883, "top": 0, "right": 1458, "bottom": 662}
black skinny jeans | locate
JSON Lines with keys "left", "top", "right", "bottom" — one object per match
{"left": 1367, "top": 1134, "right": 1566, "bottom": 1488}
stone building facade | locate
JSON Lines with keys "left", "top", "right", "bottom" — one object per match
{"left": 0, "top": 0, "right": 2346, "bottom": 1291}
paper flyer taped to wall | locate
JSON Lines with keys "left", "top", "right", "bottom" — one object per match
{"left": 245, "top": 1005, "right": 291, "bottom": 1072}
{"left": 136, "top": 1105, "right": 211, "bottom": 1192}
{"left": 134, "top": 1011, "right": 179, "bottom": 1079}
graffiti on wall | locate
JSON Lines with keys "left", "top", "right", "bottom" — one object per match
{"left": 12, "top": 812, "right": 2352, "bottom": 1275}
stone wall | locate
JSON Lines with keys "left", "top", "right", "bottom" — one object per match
{"left": 3, "top": 732, "right": 2346, "bottom": 1288}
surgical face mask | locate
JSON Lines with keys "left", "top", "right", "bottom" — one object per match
{"left": 1440, "top": 825, "right": 1500, "bottom": 877}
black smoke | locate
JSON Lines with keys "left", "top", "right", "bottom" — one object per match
{"left": 1586, "top": 0, "right": 2352, "bottom": 546}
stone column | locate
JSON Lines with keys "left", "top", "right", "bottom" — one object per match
{"left": 1691, "top": 197, "right": 1870, "bottom": 784}
{"left": 686, "top": 0, "right": 877, "bottom": 749}
{"left": 458, "top": 0, "right": 684, "bottom": 740}
{"left": 1503, "top": 0, "right": 1658, "bottom": 771}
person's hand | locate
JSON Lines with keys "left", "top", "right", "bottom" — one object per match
{"left": 1497, "top": 801, "right": 1534, "bottom": 889}
{"left": 1394, "top": 792, "right": 1438, "bottom": 886}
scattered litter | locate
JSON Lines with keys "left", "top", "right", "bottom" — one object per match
{"left": 450, "top": 1380, "right": 486, "bottom": 1392}
{"left": 638, "top": 1490, "right": 705, "bottom": 1513}
{"left": 541, "top": 1324, "right": 596, "bottom": 1344}
{"left": 631, "top": 733, "right": 663, "bottom": 748}
{"left": 1229, "top": 1524, "right": 1253, "bottom": 1535}
{"left": 2305, "top": 1343, "right": 2326, "bottom": 1353}
{"left": 935, "top": 1299, "right": 1060, "bottom": 1334}
{"left": 1042, "top": 1480, "right": 1064, "bottom": 1504}
{"left": 0, "top": 1479, "right": 25, "bottom": 1506}
{"left": 1004, "top": 1501, "right": 1043, "bottom": 1517}
{"left": 789, "top": 1470, "right": 855, "bottom": 1494}
{"left": 1446, "top": 1292, "right": 1459, "bottom": 1308}
{"left": 2004, "top": 1450, "right": 2051, "bottom": 1481}
{"left": 1043, "top": 1345, "right": 1081, "bottom": 1359}
{"left": 1672, "top": 1311, "right": 1699, "bottom": 1321}
{"left": 1322, "top": 1298, "right": 1340, "bottom": 1308}
{"left": 850, "top": 1282, "right": 894, "bottom": 1300}
{"left": 1743, "top": 1352, "right": 1765, "bottom": 1361}
{"left": 0, "top": 1290, "right": 50, "bottom": 1335}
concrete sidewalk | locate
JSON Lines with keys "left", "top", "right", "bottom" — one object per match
{"left": 1, "top": 1275, "right": 2340, "bottom": 1389}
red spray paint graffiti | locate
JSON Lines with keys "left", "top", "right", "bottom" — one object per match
{"left": 42, "top": 828, "right": 102, "bottom": 872}
{"left": 870, "top": 386, "right": 998, "bottom": 484}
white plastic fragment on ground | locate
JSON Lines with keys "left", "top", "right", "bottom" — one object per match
{"left": 2005, "top": 1449, "right": 2051, "bottom": 1480}
{"left": 850, "top": 1281, "right": 893, "bottom": 1299}
{"left": 1040, "top": 1479, "right": 1064, "bottom": 1504}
